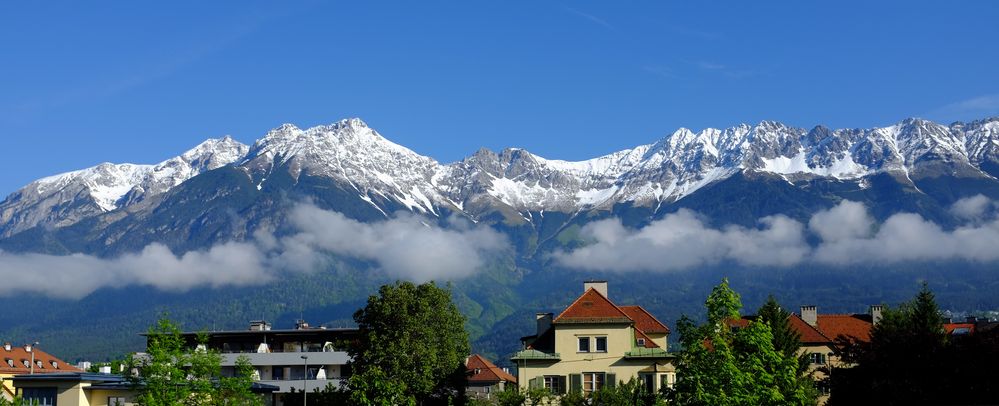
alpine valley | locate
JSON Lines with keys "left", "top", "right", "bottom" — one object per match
{"left": 2, "top": 116, "right": 999, "bottom": 362}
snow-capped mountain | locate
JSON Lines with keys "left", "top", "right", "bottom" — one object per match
{"left": 0, "top": 136, "right": 249, "bottom": 237}
{"left": 2, "top": 116, "right": 998, "bottom": 238}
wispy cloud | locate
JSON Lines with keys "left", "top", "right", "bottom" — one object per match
{"left": 0, "top": 203, "right": 508, "bottom": 299}
{"left": 565, "top": 7, "right": 614, "bottom": 30}
{"left": 928, "top": 94, "right": 999, "bottom": 122}
{"left": 554, "top": 198, "right": 999, "bottom": 272}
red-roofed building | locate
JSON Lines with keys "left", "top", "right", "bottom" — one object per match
{"left": 797, "top": 305, "right": 879, "bottom": 404}
{"left": 1, "top": 342, "right": 81, "bottom": 400}
{"left": 465, "top": 354, "right": 516, "bottom": 399}
{"left": 512, "top": 281, "right": 675, "bottom": 396}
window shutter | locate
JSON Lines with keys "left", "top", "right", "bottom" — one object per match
{"left": 529, "top": 377, "right": 542, "bottom": 389}
{"left": 605, "top": 373, "right": 616, "bottom": 388}
{"left": 570, "top": 373, "right": 582, "bottom": 393}
{"left": 558, "top": 375, "right": 567, "bottom": 394}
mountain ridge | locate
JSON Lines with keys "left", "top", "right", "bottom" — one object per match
{"left": 2, "top": 116, "right": 998, "bottom": 239}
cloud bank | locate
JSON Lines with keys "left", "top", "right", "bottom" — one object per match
{"left": 555, "top": 195, "right": 999, "bottom": 272}
{"left": 0, "top": 204, "right": 508, "bottom": 299}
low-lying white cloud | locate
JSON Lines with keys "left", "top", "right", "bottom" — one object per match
{"left": 950, "top": 194, "right": 993, "bottom": 221}
{"left": 278, "top": 205, "right": 507, "bottom": 281}
{"left": 556, "top": 198, "right": 999, "bottom": 272}
{"left": 0, "top": 204, "right": 507, "bottom": 299}
{"left": 553, "top": 210, "right": 808, "bottom": 272}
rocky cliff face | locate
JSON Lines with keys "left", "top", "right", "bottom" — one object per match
{"left": 2, "top": 116, "right": 998, "bottom": 240}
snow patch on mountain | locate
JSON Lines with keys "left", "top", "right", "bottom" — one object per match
{"left": 4, "top": 116, "right": 999, "bottom": 237}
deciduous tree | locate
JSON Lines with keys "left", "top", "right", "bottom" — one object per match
{"left": 347, "top": 281, "right": 471, "bottom": 405}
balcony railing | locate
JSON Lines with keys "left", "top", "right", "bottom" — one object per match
{"left": 510, "top": 349, "right": 561, "bottom": 361}
{"left": 624, "top": 348, "right": 671, "bottom": 359}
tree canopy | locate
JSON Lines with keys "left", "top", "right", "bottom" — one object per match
{"left": 672, "top": 279, "right": 816, "bottom": 406}
{"left": 127, "top": 317, "right": 259, "bottom": 406}
{"left": 347, "top": 281, "right": 471, "bottom": 405}
{"left": 830, "top": 283, "right": 999, "bottom": 405}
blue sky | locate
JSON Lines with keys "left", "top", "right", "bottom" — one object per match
{"left": 1, "top": 1, "right": 998, "bottom": 195}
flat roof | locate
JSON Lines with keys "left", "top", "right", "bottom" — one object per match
{"left": 11, "top": 372, "right": 124, "bottom": 383}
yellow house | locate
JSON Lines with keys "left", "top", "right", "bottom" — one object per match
{"left": 11, "top": 371, "right": 279, "bottom": 405}
{"left": 512, "top": 281, "right": 675, "bottom": 395}
{"left": 1, "top": 342, "right": 81, "bottom": 401}
{"left": 9, "top": 372, "right": 137, "bottom": 406}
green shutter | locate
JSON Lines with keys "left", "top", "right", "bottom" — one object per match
{"left": 605, "top": 373, "right": 616, "bottom": 388}
{"left": 569, "top": 373, "right": 582, "bottom": 393}
{"left": 558, "top": 375, "right": 567, "bottom": 394}
{"left": 529, "top": 376, "right": 543, "bottom": 389}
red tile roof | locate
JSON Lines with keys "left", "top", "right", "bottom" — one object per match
{"left": 620, "top": 305, "right": 671, "bottom": 334}
{"left": 0, "top": 344, "right": 80, "bottom": 375}
{"left": 553, "top": 288, "right": 632, "bottom": 324}
{"left": 789, "top": 314, "right": 832, "bottom": 344}
{"left": 634, "top": 329, "right": 660, "bottom": 348}
{"left": 944, "top": 323, "right": 976, "bottom": 335}
{"left": 466, "top": 354, "right": 516, "bottom": 384}
{"left": 816, "top": 314, "right": 872, "bottom": 342}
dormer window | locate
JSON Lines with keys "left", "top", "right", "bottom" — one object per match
{"left": 22, "top": 359, "right": 29, "bottom": 368}
{"left": 36, "top": 360, "right": 43, "bottom": 369}
{"left": 4, "top": 358, "right": 12, "bottom": 367}
{"left": 51, "top": 361, "right": 59, "bottom": 369}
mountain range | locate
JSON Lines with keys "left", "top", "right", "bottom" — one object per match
{"left": 2, "top": 116, "right": 998, "bottom": 362}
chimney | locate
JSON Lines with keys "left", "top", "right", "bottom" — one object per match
{"left": 99, "top": 366, "right": 112, "bottom": 374}
{"left": 801, "top": 306, "right": 817, "bottom": 327}
{"left": 870, "top": 305, "right": 884, "bottom": 325}
{"left": 295, "top": 319, "right": 310, "bottom": 330}
{"left": 536, "top": 313, "right": 553, "bottom": 335}
{"left": 584, "top": 280, "right": 608, "bottom": 298}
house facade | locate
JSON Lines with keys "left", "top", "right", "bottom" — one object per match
{"left": 465, "top": 354, "right": 517, "bottom": 400}
{"left": 172, "top": 319, "right": 359, "bottom": 406}
{"left": 512, "top": 281, "right": 675, "bottom": 396}
{"left": 9, "top": 372, "right": 137, "bottom": 406}
{"left": 1, "top": 343, "right": 80, "bottom": 401}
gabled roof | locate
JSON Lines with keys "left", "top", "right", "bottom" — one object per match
{"left": 553, "top": 288, "right": 632, "bottom": 324}
{"left": 727, "top": 315, "right": 833, "bottom": 346}
{"left": 620, "top": 305, "right": 671, "bottom": 334}
{"left": 789, "top": 314, "right": 833, "bottom": 344}
{"left": 944, "top": 323, "right": 975, "bottom": 335}
{"left": 816, "top": 314, "right": 873, "bottom": 342}
{"left": 466, "top": 354, "right": 516, "bottom": 384}
{"left": 634, "top": 329, "right": 660, "bottom": 349}
{"left": 0, "top": 344, "right": 80, "bottom": 375}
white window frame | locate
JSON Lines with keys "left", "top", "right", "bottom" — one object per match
{"left": 577, "top": 336, "right": 590, "bottom": 352}
{"left": 582, "top": 372, "right": 605, "bottom": 393}
{"left": 594, "top": 336, "right": 607, "bottom": 352}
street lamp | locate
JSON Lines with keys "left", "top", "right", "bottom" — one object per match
{"left": 301, "top": 355, "right": 309, "bottom": 406}
{"left": 27, "top": 342, "right": 39, "bottom": 374}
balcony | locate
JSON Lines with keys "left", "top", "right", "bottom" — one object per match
{"left": 510, "top": 349, "right": 560, "bottom": 361}
{"left": 624, "top": 348, "right": 671, "bottom": 359}
{"left": 219, "top": 351, "right": 350, "bottom": 367}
